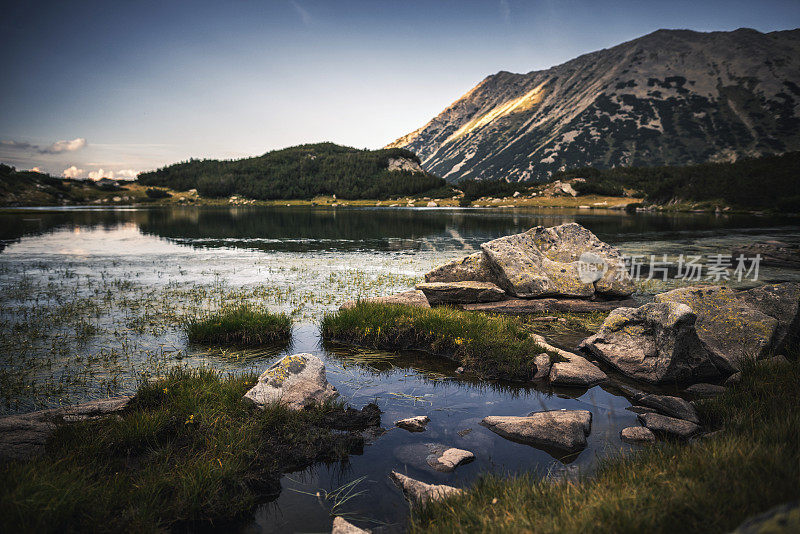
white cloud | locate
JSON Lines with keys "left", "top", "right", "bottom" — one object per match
{"left": 290, "top": 1, "right": 311, "bottom": 25}
{"left": 499, "top": 0, "right": 511, "bottom": 24}
{"left": 115, "top": 169, "right": 140, "bottom": 180}
{"left": 62, "top": 165, "right": 85, "bottom": 179}
{"left": 29, "top": 167, "right": 44, "bottom": 173}
{"left": 88, "top": 168, "right": 113, "bottom": 180}
{"left": 44, "top": 138, "right": 87, "bottom": 154}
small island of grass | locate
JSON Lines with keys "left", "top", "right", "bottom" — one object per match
{"left": 187, "top": 305, "right": 291, "bottom": 346}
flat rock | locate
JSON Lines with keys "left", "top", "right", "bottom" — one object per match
{"left": 389, "top": 471, "right": 462, "bottom": 503}
{"left": 332, "top": 516, "right": 371, "bottom": 534}
{"left": 579, "top": 302, "right": 720, "bottom": 384}
{"left": 480, "top": 223, "right": 634, "bottom": 299}
{"left": 549, "top": 353, "right": 607, "bottom": 387}
{"left": 684, "top": 383, "right": 727, "bottom": 397}
{"left": 638, "top": 412, "right": 701, "bottom": 439}
{"left": 481, "top": 410, "right": 592, "bottom": 453}
{"left": 425, "top": 445, "right": 475, "bottom": 472}
{"left": 625, "top": 391, "right": 700, "bottom": 423}
{"left": 395, "top": 415, "right": 429, "bottom": 432}
{"left": 620, "top": 426, "right": 656, "bottom": 443}
{"left": 654, "top": 286, "right": 779, "bottom": 373}
{"left": 462, "top": 297, "right": 636, "bottom": 314}
{"left": 244, "top": 353, "right": 338, "bottom": 410}
{"left": 340, "top": 290, "right": 430, "bottom": 310}
{"left": 0, "top": 396, "right": 131, "bottom": 460}
{"left": 424, "top": 251, "right": 498, "bottom": 284}
{"left": 416, "top": 281, "right": 506, "bottom": 305}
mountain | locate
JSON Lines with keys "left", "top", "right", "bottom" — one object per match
{"left": 137, "top": 143, "right": 446, "bottom": 200}
{"left": 387, "top": 28, "right": 800, "bottom": 182}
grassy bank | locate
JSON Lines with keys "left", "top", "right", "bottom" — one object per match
{"left": 409, "top": 357, "right": 800, "bottom": 533}
{"left": 187, "top": 305, "right": 291, "bottom": 346}
{"left": 321, "top": 302, "right": 557, "bottom": 380}
{"left": 0, "top": 367, "right": 372, "bottom": 533}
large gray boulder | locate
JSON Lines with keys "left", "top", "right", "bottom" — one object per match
{"left": 655, "top": 286, "right": 780, "bottom": 373}
{"left": 244, "top": 353, "right": 338, "bottom": 410}
{"left": 481, "top": 410, "right": 592, "bottom": 453}
{"left": 480, "top": 223, "right": 634, "bottom": 299}
{"left": 416, "top": 281, "right": 506, "bottom": 305}
{"left": 579, "top": 302, "right": 720, "bottom": 384}
{"left": 389, "top": 471, "right": 463, "bottom": 503}
{"left": 736, "top": 282, "right": 800, "bottom": 354}
{"left": 424, "top": 252, "right": 498, "bottom": 284}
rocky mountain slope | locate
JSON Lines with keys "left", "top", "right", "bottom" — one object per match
{"left": 388, "top": 28, "right": 800, "bottom": 182}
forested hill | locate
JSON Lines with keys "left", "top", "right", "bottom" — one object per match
{"left": 137, "top": 143, "right": 446, "bottom": 200}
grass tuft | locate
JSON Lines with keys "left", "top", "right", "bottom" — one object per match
{"left": 0, "top": 367, "right": 364, "bottom": 532}
{"left": 187, "top": 305, "right": 291, "bottom": 346}
{"left": 408, "top": 356, "right": 800, "bottom": 533}
{"left": 321, "top": 302, "right": 556, "bottom": 380}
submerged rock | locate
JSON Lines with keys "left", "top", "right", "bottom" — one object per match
{"left": 579, "top": 302, "right": 720, "bottom": 384}
{"left": 416, "top": 281, "right": 506, "bottom": 305}
{"left": 426, "top": 446, "right": 475, "bottom": 472}
{"left": 620, "top": 426, "right": 656, "bottom": 443}
{"left": 481, "top": 410, "right": 592, "bottom": 453}
{"left": 332, "top": 516, "right": 371, "bottom": 534}
{"left": 638, "top": 412, "right": 701, "bottom": 439}
{"left": 244, "top": 354, "right": 338, "bottom": 410}
{"left": 395, "top": 415, "right": 430, "bottom": 432}
{"left": 340, "top": 289, "right": 430, "bottom": 310}
{"left": 732, "top": 240, "right": 800, "bottom": 268}
{"left": 389, "top": 471, "right": 463, "bottom": 503}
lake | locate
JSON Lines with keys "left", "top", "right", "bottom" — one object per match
{"left": 1, "top": 205, "right": 799, "bottom": 532}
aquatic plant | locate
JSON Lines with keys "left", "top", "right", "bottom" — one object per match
{"left": 186, "top": 305, "right": 291, "bottom": 346}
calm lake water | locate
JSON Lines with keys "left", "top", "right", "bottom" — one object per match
{"left": 1, "top": 206, "right": 799, "bottom": 533}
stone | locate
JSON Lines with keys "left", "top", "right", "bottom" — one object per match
{"left": 654, "top": 286, "right": 779, "bottom": 373}
{"left": 638, "top": 412, "right": 701, "bottom": 439}
{"left": 578, "top": 302, "right": 720, "bottom": 384}
{"left": 684, "top": 383, "right": 726, "bottom": 397}
{"left": 533, "top": 353, "right": 552, "bottom": 380}
{"left": 332, "top": 516, "right": 371, "bottom": 534}
{"left": 481, "top": 410, "right": 592, "bottom": 453}
{"left": 416, "top": 281, "right": 506, "bottom": 305}
{"left": 426, "top": 201, "right": 438, "bottom": 207}
{"left": 732, "top": 240, "right": 800, "bottom": 268}
{"left": 737, "top": 282, "right": 800, "bottom": 354}
{"left": 395, "top": 415, "right": 430, "bottom": 432}
{"left": 725, "top": 372, "right": 742, "bottom": 386}
{"left": 480, "top": 223, "right": 634, "bottom": 299}
{"left": 389, "top": 471, "right": 462, "bottom": 503}
{"left": 730, "top": 501, "right": 800, "bottom": 534}
{"left": 244, "top": 354, "right": 338, "bottom": 410}
{"left": 623, "top": 391, "right": 700, "bottom": 423}
{"left": 0, "top": 396, "right": 131, "bottom": 460}
{"left": 549, "top": 353, "right": 607, "bottom": 387}
{"left": 620, "top": 426, "right": 656, "bottom": 443}
{"left": 425, "top": 445, "right": 475, "bottom": 472}
{"left": 462, "top": 297, "right": 636, "bottom": 314}
{"left": 424, "top": 252, "right": 498, "bottom": 284}
{"left": 340, "top": 290, "right": 430, "bottom": 310}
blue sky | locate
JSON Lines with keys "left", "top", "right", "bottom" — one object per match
{"left": 1, "top": 0, "right": 799, "bottom": 179}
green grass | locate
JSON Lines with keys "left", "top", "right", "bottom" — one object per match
{"left": 408, "top": 356, "right": 800, "bottom": 533}
{"left": 187, "top": 305, "right": 291, "bottom": 346}
{"left": 0, "top": 367, "right": 365, "bottom": 533}
{"left": 321, "top": 302, "right": 557, "bottom": 381}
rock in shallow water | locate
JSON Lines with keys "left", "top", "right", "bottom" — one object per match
{"left": 389, "top": 471, "right": 462, "bottom": 503}
{"left": 549, "top": 354, "right": 607, "bottom": 387}
{"left": 244, "top": 353, "right": 338, "bottom": 410}
{"left": 331, "top": 516, "right": 371, "bottom": 534}
{"left": 395, "top": 415, "right": 430, "bottom": 432}
{"left": 638, "top": 412, "right": 701, "bottom": 439}
{"left": 620, "top": 426, "right": 656, "bottom": 443}
{"left": 426, "top": 446, "right": 475, "bottom": 472}
{"left": 624, "top": 391, "right": 700, "bottom": 423}
{"left": 416, "top": 281, "right": 506, "bottom": 305}
{"left": 481, "top": 410, "right": 592, "bottom": 453}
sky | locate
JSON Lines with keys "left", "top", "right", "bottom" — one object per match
{"left": 1, "top": 0, "right": 799, "bottom": 179}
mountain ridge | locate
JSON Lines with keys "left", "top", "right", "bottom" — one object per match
{"left": 387, "top": 27, "right": 800, "bottom": 182}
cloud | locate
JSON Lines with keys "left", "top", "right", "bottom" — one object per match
{"left": 29, "top": 167, "right": 44, "bottom": 173}
{"left": 0, "top": 137, "right": 88, "bottom": 154}
{"left": 88, "top": 168, "right": 112, "bottom": 180}
{"left": 290, "top": 1, "right": 311, "bottom": 25}
{"left": 62, "top": 165, "right": 85, "bottom": 179}
{"left": 115, "top": 169, "right": 140, "bottom": 180}
{"left": 43, "top": 138, "right": 87, "bottom": 154}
